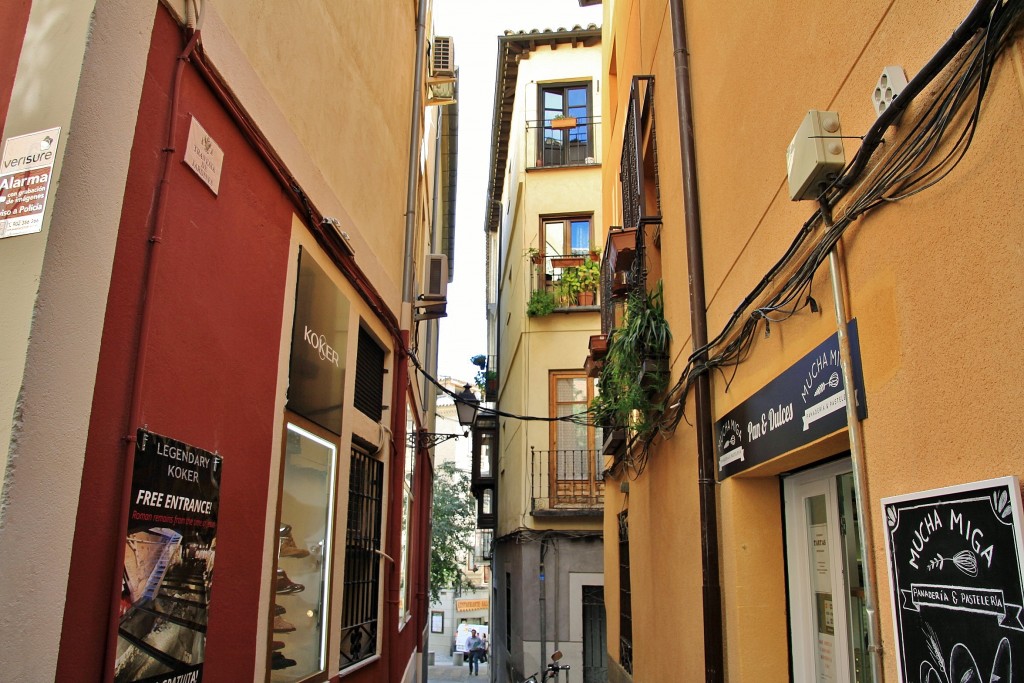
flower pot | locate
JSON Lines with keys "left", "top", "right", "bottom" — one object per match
{"left": 607, "top": 227, "right": 637, "bottom": 274}
{"left": 602, "top": 428, "right": 626, "bottom": 456}
{"left": 589, "top": 334, "right": 609, "bottom": 359}
{"left": 577, "top": 291, "right": 596, "bottom": 306}
{"left": 551, "top": 117, "right": 577, "bottom": 130}
{"left": 551, "top": 256, "right": 585, "bottom": 269}
{"left": 584, "top": 355, "right": 604, "bottom": 378}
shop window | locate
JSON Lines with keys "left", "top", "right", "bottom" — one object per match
{"left": 398, "top": 406, "right": 416, "bottom": 624}
{"left": 354, "top": 327, "right": 385, "bottom": 421}
{"left": 270, "top": 421, "right": 338, "bottom": 681}
{"left": 339, "top": 446, "right": 384, "bottom": 669}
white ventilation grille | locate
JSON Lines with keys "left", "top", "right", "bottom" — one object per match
{"left": 431, "top": 36, "right": 455, "bottom": 77}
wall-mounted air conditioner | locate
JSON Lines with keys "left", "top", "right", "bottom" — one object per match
{"left": 430, "top": 36, "right": 455, "bottom": 77}
{"left": 420, "top": 253, "right": 448, "bottom": 301}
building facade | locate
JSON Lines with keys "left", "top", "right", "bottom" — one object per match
{"left": 595, "top": 0, "right": 1024, "bottom": 682}
{"left": 480, "top": 23, "right": 609, "bottom": 683}
{"left": 0, "top": 2, "right": 457, "bottom": 682}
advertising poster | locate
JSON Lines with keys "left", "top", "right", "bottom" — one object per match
{"left": 115, "top": 429, "right": 222, "bottom": 683}
{"left": 0, "top": 127, "right": 60, "bottom": 239}
{"left": 882, "top": 477, "right": 1024, "bottom": 683}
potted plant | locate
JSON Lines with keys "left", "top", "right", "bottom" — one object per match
{"left": 526, "top": 289, "right": 557, "bottom": 317}
{"left": 550, "top": 114, "right": 577, "bottom": 130}
{"left": 575, "top": 258, "right": 601, "bottom": 306}
{"left": 591, "top": 281, "right": 671, "bottom": 445}
{"left": 554, "top": 268, "right": 582, "bottom": 307}
{"left": 550, "top": 254, "right": 585, "bottom": 269}
{"left": 523, "top": 247, "right": 544, "bottom": 265}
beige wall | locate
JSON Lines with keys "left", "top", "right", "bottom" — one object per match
{"left": 494, "top": 39, "right": 604, "bottom": 536}
{"left": 603, "top": 0, "right": 1024, "bottom": 681}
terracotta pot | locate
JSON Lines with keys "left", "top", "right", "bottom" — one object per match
{"left": 551, "top": 256, "right": 585, "bottom": 269}
{"left": 551, "top": 117, "right": 577, "bottom": 130}
{"left": 589, "top": 334, "right": 609, "bottom": 358}
{"left": 607, "top": 227, "right": 637, "bottom": 274}
{"left": 577, "top": 291, "right": 596, "bottom": 306}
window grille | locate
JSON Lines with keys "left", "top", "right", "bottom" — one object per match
{"left": 618, "top": 510, "right": 633, "bottom": 675}
{"left": 354, "top": 327, "right": 385, "bottom": 421}
{"left": 339, "top": 447, "right": 384, "bottom": 669}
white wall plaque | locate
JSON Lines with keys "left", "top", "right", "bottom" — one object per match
{"left": 183, "top": 116, "right": 224, "bottom": 195}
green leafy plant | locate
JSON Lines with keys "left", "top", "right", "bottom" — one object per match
{"left": 576, "top": 258, "right": 601, "bottom": 294}
{"left": 470, "top": 354, "right": 489, "bottom": 391}
{"left": 591, "top": 281, "right": 671, "bottom": 439}
{"left": 430, "top": 461, "right": 477, "bottom": 603}
{"left": 526, "top": 289, "right": 558, "bottom": 317}
{"left": 555, "top": 267, "right": 582, "bottom": 306}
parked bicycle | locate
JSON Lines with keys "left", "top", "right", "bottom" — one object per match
{"left": 524, "top": 650, "right": 571, "bottom": 682}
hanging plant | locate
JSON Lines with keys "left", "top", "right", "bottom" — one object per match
{"left": 591, "top": 281, "right": 671, "bottom": 442}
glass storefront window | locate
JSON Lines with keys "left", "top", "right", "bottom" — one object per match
{"left": 270, "top": 423, "right": 337, "bottom": 681}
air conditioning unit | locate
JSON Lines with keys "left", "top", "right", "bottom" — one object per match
{"left": 430, "top": 36, "right": 455, "bottom": 77}
{"left": 420, "top": 253, "right": 448, "bottom": 301}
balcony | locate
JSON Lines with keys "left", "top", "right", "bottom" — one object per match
{"left": 530, "top": 448, "right": 605, "bottom": 516}
{"left": 528, "top": 253, "right": 601, "bottom": 314}
{"left": 474, "top": 529, "right": 493, "bottom": 565}
{"left": 526, "top": 117, "right": 601, "bottom": 169}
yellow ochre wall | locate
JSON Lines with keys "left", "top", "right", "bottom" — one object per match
{"left": 602, "top": 0, "right": 1024, "bottom": 681}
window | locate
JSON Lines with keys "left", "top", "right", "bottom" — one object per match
{"left": 618, "top": 510, "right": 633, "bottom": 675}
{"left": 354, "top": 327, "right": 385, "bottom": 421}
{"left": 539, "top": 82, "right": 593, "bottom": 166}
{"left": 339, "top": 447, "right": 384, "bottom": 669}
{"left": 398, "top": 406, "right": 416, "bottom": 623}
{"left": 542, "top": 216, "right": 593, "bottom": 260}
{"left": 505, "top": 573, "right": 512, "bottom": 652}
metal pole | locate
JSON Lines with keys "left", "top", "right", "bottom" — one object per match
{"left": 825, "top": 222, "right": 884, "bottom": 682}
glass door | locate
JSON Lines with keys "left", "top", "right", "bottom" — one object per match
{"left": 784, "top": 459, "right": 873, "bottom": 683}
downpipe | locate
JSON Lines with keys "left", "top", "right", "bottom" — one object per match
{"left": 669, "top": 1, "right": 725, "bottom": 680}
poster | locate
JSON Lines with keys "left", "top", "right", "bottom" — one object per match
{"left": 882, "top": 477, "right": 1024, "bottom": 683}
{"left": 115, "top": 429, "right": 222, "bottom": 683}
{"left": 0, "top": 127, "right": 60, "bottom": 239}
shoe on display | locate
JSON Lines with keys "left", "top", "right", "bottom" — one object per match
{"left": 274, "top": 603, "right": 286, "bottom": 616}
{"left": 273, "top": 615, "right": 296, "bottom": 633}
{"left": 271, "top": 652, "right": 297, "bottom": 670}
{"left": 275, "top": 568, "right": 305, "bottom": 594}
{"left": 278, "top": 532, "right": 309, "bottom": 557}
{"left": 271, "top": 640, "right": 286, "bottom": 651}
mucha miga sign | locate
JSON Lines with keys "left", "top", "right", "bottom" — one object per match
{"left": 882, "top": 478, "right": 1024, "bottom": 683}
{"left": 714, "top": 320, "right": 866, "bottom": 479}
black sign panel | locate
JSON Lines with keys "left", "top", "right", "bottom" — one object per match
{"left": 714, "top": 320, "right": 866, "bottom": 479}
{"left": 882, "top": 478, "right": 1024, "bottom": 682}
{"left": 287, "top": 247, "right": 349, "bottom": 434}
{"left": 118, "top": 429, "right": 222, "bottom": 682}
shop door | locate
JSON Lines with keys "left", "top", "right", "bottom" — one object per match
{"left": 784, "top": 459, "right": 872, "bottom": 683}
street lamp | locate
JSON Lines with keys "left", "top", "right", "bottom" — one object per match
{"left": 454, "top": 383, "right": 480, "bottom": 430}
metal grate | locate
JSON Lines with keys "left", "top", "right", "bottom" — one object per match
{"left": 354, "top": 327, "right": 385, "bottom": 421}
{"left": 618, "top": 510, "right": 633, "bottom": 675}
{"left": 339, "top": 447, "right": 384, "bottom": 669}
{"left": 530, "top": 448, "right": 605, "bottom": 512}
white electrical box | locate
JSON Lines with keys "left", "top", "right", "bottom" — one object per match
{"left": 786, "top": 110, "right": 846, "bottom": 201}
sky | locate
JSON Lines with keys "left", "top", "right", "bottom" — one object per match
{"left": 432, "top": 0, "right": 604, "bottom": 385}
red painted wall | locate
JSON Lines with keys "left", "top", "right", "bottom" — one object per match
{"left": 56, "top": 8, "right": 293, "bottom": 681}
{"left": 0, "top": 0, "right": 32, "bottom": 127}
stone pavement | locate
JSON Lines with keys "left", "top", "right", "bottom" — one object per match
{"left": 427, "top": 653, "right": 491, "bottom": 681}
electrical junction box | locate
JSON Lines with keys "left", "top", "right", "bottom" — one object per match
{"left": 786, "top": 110, "right": 846, "bottom": 201}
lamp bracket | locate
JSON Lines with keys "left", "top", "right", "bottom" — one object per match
{"left": 409, "top": 430, "right": 467, "bottom": 449}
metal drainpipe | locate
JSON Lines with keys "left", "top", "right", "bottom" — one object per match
{"left": 540, "top": 539, "right": 548, "bottom": 672}
{"left": 822, "top": 206, "right": 884, "bottom": 683}
{"left": 669, "top": 1, "right": 725, "bottom": 681}
{"left": 402, "top": 0, "right": 428, "bottom": 305}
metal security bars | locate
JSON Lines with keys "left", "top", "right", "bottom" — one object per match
{"left": 618, "top": 510, "right": 633, "bottom": 675}
{"left": 339, "top": 447, "right": 384, "bottom": 669}
{"left": 530, "top": 448, "right": 605, "bottom": 512}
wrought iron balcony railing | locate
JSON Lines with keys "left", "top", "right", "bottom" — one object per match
{"left": 529, "top": 253, "right": 601, "bottom": 311}
{"left": 526, "top": 117, "right": 601, "bottom": 169}
{"left": 530, "top": 447, "right": 605, "bottom": 514}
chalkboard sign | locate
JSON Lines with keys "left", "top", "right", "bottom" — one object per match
{"left": 882, "top": 477, "right": 1024, "bottom": 683}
